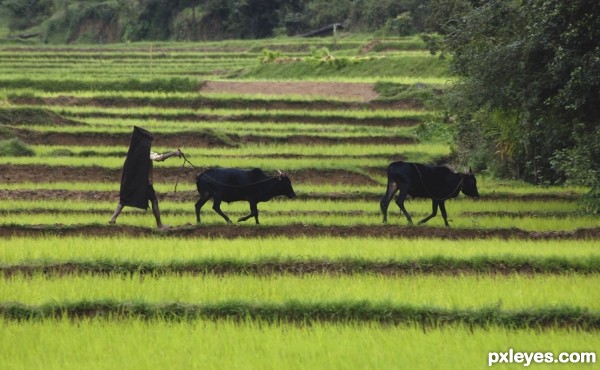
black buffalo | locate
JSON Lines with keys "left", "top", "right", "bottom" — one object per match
{"left": 195, "top": 168, "right": 296, "bottom": 224}
{"left": 380, "top": 161, "right": 479, "bottom": 226}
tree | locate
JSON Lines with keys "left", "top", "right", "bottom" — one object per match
{"left": 0, "top": 0, "right": 52, "bottom": 31}
{"left": 431, "top": 0, "right": 600, "bottom": 189}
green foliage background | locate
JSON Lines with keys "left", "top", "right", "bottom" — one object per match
{"left": 0, "top": 0, "right": 433, "bottom": 42}
{"left": 429, "top": 0, "right": 600, "bottom": 193}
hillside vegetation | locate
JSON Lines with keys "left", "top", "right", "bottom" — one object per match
{"left": 0, "top": 0, "right": 432, "bottom": 43}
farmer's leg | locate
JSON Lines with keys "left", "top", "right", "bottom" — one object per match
{"left": 109, "top": 203, "right": 124, "bottom": 224}
{"left": 147, "top": 184, "right": 165, "bottom": 228}
{"left": 151, "top": 198, "right": 164, "bottom": 228}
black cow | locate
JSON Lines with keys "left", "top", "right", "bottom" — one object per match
{"left": 195, "top": 168, "right": 296, "bottom": 224}
{"left": 380, "top": 161, "right": 479, "bottom": 227}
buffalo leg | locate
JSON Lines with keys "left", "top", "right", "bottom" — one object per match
{"left": 380, "top": 180, "right": 398, "bottom": 223}
{"left": 418, "top": 200, "right": 439, "bottom": 225}
{"left": 394, "top": 187, "right": 413, "bottom": 224}
{"left": 238, "top": 201, "right": 259, "bottom": 224}
{"left": 439, "top": 201, "right": 450, "bottom": 227}
{"left": 194, "top": 192, "right": 211, "bottom": 224}
{"left": 212, "top": 198, "right": 232, "bottom": 224}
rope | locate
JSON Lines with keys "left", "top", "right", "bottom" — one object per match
{"left": 412, "top": 163, "right": 463, "bottom": 202}
{"left": 174, "top": 151, "right": 281, "bottom": 192}
{"left": 174, "top": 151, "right": 200, "bottom": 193}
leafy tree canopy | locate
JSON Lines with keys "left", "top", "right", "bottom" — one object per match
{"left": 429, "top": 0, "right": 600, "bottom": 188}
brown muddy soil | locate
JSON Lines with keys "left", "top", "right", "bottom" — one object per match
{"left": 201, "top": 81, "right": 380, "bottom": 102}
{"left": 1, "top": 208, "right": 580, "bottom": 221}
{"left": 11, "top": 95, "right": 421, "bottom": 111}
{"left": 14, "top": 129, "right": 416, "bottom": 147}
{"left": 0, "top": 189, "right": 581, "bottom": 203}
{"left": 1, "top": 260, "right": 588, "bottom": 278}
{"left": 0, "top": 165, "right": 379, "bottom": 186}
{"left": 0, "top": 189, "right": 375, "bottom": 202}
{"left": 1, "top": 223, "right": 598, "bottom": 240}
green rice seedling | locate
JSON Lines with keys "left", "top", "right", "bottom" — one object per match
{"left": 1, "top": 274, "right": 598, "bottom": 310}
{"left": 1, "top": 320, "right": 596, "bottom": 370}
{"left": 0, "top": 197, "right": 584, "bottom": 216}
{"left": 2, "top": 236, "right": 599, "bottom": 265}
{"left": 239, "top": 53, "right": 451, "bottom": 80}
{"left": 0, "top": 197, "right": 590, "bottom": 232}
{"left": 0, "top": 198, "right": 581, "bottom": 214}
{"left": 79, "top": 117, "right": 419, "bottom": 137}
{"left": 0, "top": 156, "right": 393, "bottom": 171}
{"left": 0, "top": 205, "right": 595, "bottom": 231}
{"left": 29, "top": 142, "right": 448, "bottom": 159}
{"left": 48, "top": 105, "right": 430, "bottom": 120}
{"left": 9, "top": 121, "right": 416, "bottom": 141}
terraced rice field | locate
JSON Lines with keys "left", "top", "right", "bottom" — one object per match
{"left": 0, "top": 36, "right": 598, "bottom": 369}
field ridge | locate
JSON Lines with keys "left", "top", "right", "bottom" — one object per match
{"left": 3, "top": 257, "right": 599, "bottom": 277}
{"left": 1, "top": 223, "right": 599, "bottom": 240}
{"left": 1, "top": 301, "right": 597, "bottom": 329}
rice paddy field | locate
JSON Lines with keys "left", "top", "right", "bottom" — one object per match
{"left": 0, "top": 35, "right": 598, "bottom": 369}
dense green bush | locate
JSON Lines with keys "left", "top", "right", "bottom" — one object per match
{"left": 1, "top": 0, "right": 52, "bottom": 31}
{"left": 0, "top": 138, "right": 34, "bottom": 157}
{"left": 432, "top": 0, "right": 600, "bottom": 185}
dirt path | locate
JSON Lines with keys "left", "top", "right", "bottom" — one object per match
{"left": 201, "top": 81, "right": 380, "bottom": 102}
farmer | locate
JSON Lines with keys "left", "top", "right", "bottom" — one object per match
{"left": 109, "top": 126, "right": 181, "bottom": 228}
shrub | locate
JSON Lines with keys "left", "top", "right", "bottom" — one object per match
{"left": 48, "top": 149, "right": 74, "bottom": 157}
{"left": 0, "top": 138, "right": 34, "bottom": 157}
{"left": 579, "top": 185, "right": 600, "bottom": 215}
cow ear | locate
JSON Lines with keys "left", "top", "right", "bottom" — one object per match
{"left": 468, "top": 166, "right": 473, "bottom": 174}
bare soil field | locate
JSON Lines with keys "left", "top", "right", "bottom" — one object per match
{"left": 201, "top": 81, "right": 380, "bottom": 101}
{"left": 0, "top": 165, "right": 379, "bottom": 186}
{"left": 14, "top": 129, "right": 415, "bottom": 147}
{"left": 2, "top": 260, "right": 589, "bottom": 278}
{"left": 0, "top": 223, "right": 598, "bottom": 240}
{"left": 0, "top": 189, "right": 580, "bottom": 203}
{"left": 10, "top": 95, "right": 421, "bottom": 110}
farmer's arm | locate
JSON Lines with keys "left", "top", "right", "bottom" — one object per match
{"left": 150, "top": 149, "right": 182, "bottom": 162}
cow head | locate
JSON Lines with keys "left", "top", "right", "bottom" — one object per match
{"left": 461, "top": 167, "right": 479, "bottom": 199}
{"left": 276, "top": 170, "right": 296, "bottom": 199}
